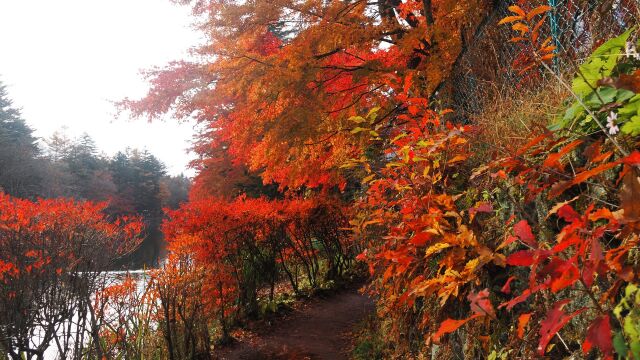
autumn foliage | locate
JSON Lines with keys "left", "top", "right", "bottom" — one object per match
{"left": 3, "top": 0, "right": 640, "bottom": 359}
{"left": 0, "top": 193, "right": 143, "bottom": 359}
{"left": 117, "top": 0, "right": 640, "bottom": 358}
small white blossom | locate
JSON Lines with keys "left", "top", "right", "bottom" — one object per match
{"left": 606, "top": 111, "right": 619, "bottom": 135}
{"left": 625, "top": 41, "right": 640, "bottom": 60}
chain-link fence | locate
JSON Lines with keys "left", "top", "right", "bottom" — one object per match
{"left": 439, "top": 0, "right": 639, "bottom": 116}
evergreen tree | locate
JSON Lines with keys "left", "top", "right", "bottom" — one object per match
{"left": 0, "top": 80, "right": 42, "bottom": 197}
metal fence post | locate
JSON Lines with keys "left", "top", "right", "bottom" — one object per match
{"left": 548, "top": 0, "right": 561, "bottom": 72}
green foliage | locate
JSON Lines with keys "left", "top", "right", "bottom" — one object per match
{"left": 0, "top": 80, "right": 42, "bottom": 197}
{"left": 614, "top": 284, "right": 640, "bottom": 359}
{"left": 571, "top": 29, "right": 634, "bottom": 97}
{"left": 553, "top": 29, "right": 640, "bottom": 135}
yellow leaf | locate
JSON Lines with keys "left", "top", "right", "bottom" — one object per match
{"left": 362, "top": 174, "right": 376, "bottom": 183}
{"left": 448, "top": 155, "right": 467, "bottom": 164}
{"left": 425, "top": 243, "right": 452, "bottom": 257}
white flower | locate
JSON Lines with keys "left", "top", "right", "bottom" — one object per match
{"left": 606, "top": 111, "right": 619, "bottom": 135}
{"left": 625, "top": 41, "right": 640, "bottom": 60}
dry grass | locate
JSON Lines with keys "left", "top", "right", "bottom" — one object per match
{"left": 468, "top": 77, "right": 570, "bottom": 160}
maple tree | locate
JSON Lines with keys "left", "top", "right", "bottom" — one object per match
{"left": 121, "top": 0, "right": 500, "bottom": 192}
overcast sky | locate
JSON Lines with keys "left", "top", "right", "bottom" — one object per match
{"left": 0, "top": 0, "right": 201, "bottom": 175}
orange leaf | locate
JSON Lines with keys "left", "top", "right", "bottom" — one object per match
{"left": 509, "top": 36, "right": 527, "bottom": 43}
{"left": 541, "top": 37, "right": 553, "bottom": 48}
{"left": 541, "top": 45, "right": 557, "bottom": 53}
{"left": 508, "top": 5, "right": 526, "bottom": 17}
{"left": 549, "top": 162, "right": 620, "bottom": 198}
{"left": 541, "top": 53, "right": 556, "bottom": 62}
{"left": 546, "top": 196, "right": 579, "bottom": 219}
{"left": 517, "top": 133, "right": 549, "bottom": 156}
{"left": 526, "top": 5, "right": 552, "bottom": 21}
{"left": 512, "top": 23, "right": 530, "bottom": 35}
{"left": 517, "top": 313, "right": 532, "bottom": 338}
{"left": 572, "top": 162, "right": 619, "bottom": 186}
{"left": 432, "top": 315, "right": 481, "bottom": 343}
{"left": 531, "top": 16, "right": 547, "bottom": 43}
{"left": 499, "top": 15, "right": 524, "bottom": 25}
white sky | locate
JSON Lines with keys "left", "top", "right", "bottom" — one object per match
{"left": 0, "top": 0, "right": 202, "bottom": 176}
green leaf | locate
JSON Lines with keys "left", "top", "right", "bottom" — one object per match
{"left": 554, "top": 101, "right": 584, "bottom": 130}
{"left": 619, "top": 99, "right": 640, "bottom": 117}
{"left": 616, "top": 89, "right": 637, "bottom": 102}
{"left": 621, "top": 116, "right": 640, "bottom": 136}
{"left": 572, "top": 29, "right": 633, "bottom": 97}
{"left": 597, "top": 87, "right": 617, "bottom": 104}
{"left": 613, "top": 331, "right": 629, "bottom": 357}
{"left": 350, "top": 127, "right": 367, "bottom": 134}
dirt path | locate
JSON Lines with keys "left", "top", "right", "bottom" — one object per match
{"left": 214, "top": 288, "right": 375, "bottom": 360}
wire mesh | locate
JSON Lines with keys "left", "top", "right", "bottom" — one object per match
{"left": 438, "top": 0, "right": 640, "bottom": 117}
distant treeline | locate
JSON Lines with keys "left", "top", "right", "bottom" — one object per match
{"left": 0, "top": 80, "right": 190, "bottom": 267}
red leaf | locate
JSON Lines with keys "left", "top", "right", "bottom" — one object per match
{"left": 470, "top": 202, "right": 493, "bottom": 214}
{"left": 501, "top": 276, "right": 516, "bottom": 294}
{"left": 467, "top": 288, "right": 496, "bottom": 318}
{"left": 543, "top": 139, "right": 583, "bottom": 169}
{"left": 499, "top": 284, "right": 545, "bottom": 310}
{"left": 621, "top": 151, "right": 640, "bottom": 166}
{"left": 549, "top": 162, "right": 619, "bottom": 198}
{"left": 469, "top": 202, "right": 493, "bottom": 221}
{"left": 507, "top": 250, "right": 535, "bottom": 266}
{"left": 546, "top": 196, "right": 579, "bottom": 220}
{"left": 514, "top": 220, "right": 537, "bottom": 247}
{"left": 572, "top": 162, "right": 619, "bottom": 185}
{"left": 410, "top": 232, "right": 432, "bottom": 246}
{"left": 355, "top": 251, "right": 367, "bottom": 261}
{"left": 557, "top": 204, "right": 580, "bottom": 223}
{"left": 538, "top": 300, "right": 586, "bottom": 355}
{"left": 544, "top": 258, "right": 579, "bottom": 292}
{"left": 582, "top": 315, "right": 613, "bottom": 357}
{"left": 516, "top": 133, "right": 549, "bottom": 156}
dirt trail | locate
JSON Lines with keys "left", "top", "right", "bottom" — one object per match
{"left": 215, "top": 288, "right": 375, "bottom": 360}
